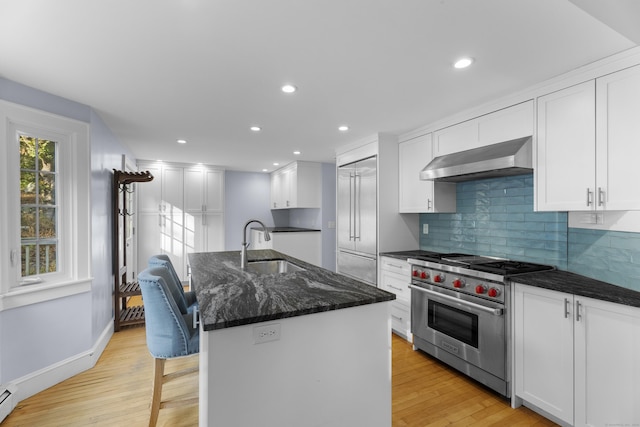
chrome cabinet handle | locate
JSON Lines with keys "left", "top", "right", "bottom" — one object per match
{"left": 598, "top": 187, "right": 604, "bottom": 206}
{"left": 428, "top": 198, "right": 432, "bottom": 211}
{"left": 564, "top": 298, "right": 570, "bottom": 318}
{"left": 586, "top": 188, "right": 592, "bottom": 206}
{"left": 576, "top": 300, "right": 583, "bottom": 322}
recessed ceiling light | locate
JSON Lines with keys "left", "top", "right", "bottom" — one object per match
{"left": 177, "top": 139, "right": 187, "bottom": 144}
{"left": 281, "top": 84, "right": 297, "bottom": 93}
{"left": 262, "top": 169, "right": 268, "bottom": 172}
{"left": 453, "top": 57, "right": 474, "bottom": 69}
{"left": 293, "top": 151, "right": 301, "bottom": 155}
{"left": 250, "top": 126, "right": 261, "bottom": 132}
{"left": 338, "top": 125, "right": 349, "bottom": 132}
{"left": 273, "top": 162, "right": 279, "bottom": 166}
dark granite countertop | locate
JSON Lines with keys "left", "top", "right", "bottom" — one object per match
{"left": 252, "top": 226, "right": 321, "bottom": 232}
{"left": 379, "top": 250, "right": 435, "bottom": 260}
{"left": 510, "top": 270, "right": 640, "bottom": 308}
{"left": 380, "top": 250, "right": 640, "bottom": 308}
{"left": 188, "top": 250, "right": 395, "bottom": 331}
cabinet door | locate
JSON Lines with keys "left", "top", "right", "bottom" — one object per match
{"left": 205, "top": 169, "right": 224, "bottom": 212}
{"left": 161, "top": 165, "right": 184, "bottom": 212}
{"left": 399, "top": 134, "right": 455, "bottom": 213}
{"left": 188, "top": 213, "right": 225, "bottom": 254}
{"left": 399, "top": 135, "right": 433, "bottom": 212}
{"left": 285, "top": 164, "right": 296, "bottom": 208}
{"left": 514, "top": 284, "right": 574, "bottom": 425}
{"left": 184, "top": 168, "right": 205, "bottom": 212}
{"left": 574, "top": 297, "right": 640, "bottom": 427}
{"left": 137, "top": 163, "right": 162, "bottom": 213}
{"left": 596, "top": 65, "right": 640, "bottom": 210}
{"left": 137, "top": 212, "right": 162, "bottom": 272}
{"left": 293, "top": 162, "right": 321, "bottom": 208}
{"left": 536, "top": 81, "right": 596, "bottom": 211}
{"left": 433, "top": 119, "right": 477, "bottom": 156}
{"left": 477, "top": 100, "right": 533, "bottom": 146}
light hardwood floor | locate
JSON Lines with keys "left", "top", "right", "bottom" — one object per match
{"left": 3, "top": 327, "right": 555, "bottom": 426}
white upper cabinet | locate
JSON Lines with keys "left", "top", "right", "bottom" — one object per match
{"left": 537, "top": 64, "right": 640, "bottom": 211}
{"left": 398, "top": 133, "right": 455, "bottom": 213}
{"left": 595, "top": 65, "right": 640, "bottom": 210}
{"left": 536, "top": 81, "right": 596, "bottom": 211}
{"left": 270, "top": 161, "right": 321, "bottom": 209}
{"left": 184, "top": 168, "right": 224, "bottom": 213}
{"left": 433, "top": 100, "right": 534, "bottom": 156}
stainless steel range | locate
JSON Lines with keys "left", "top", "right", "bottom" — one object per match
{"left": 408, "top": 252, "right": 553, "bottom": 397}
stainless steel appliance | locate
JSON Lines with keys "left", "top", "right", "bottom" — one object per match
{"left": 408, "top": 253, "right": 553, "bottom": 397}
{"left": 420, "top": 136, "right": 533, "bottom": 182}
{"left": 337, "top": 156, "right": 377, "bottom": 285}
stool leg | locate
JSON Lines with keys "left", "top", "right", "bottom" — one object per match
{"left": 149, "top": 358, "right": 165, "bottom": 427}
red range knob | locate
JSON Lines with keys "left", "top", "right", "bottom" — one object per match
{"left": 488, "top": 288, "right": 500, "bottom": 298}
{"left": 413, "top": 270, "right": 419, "bottom": 277}
{"left": 452, "top": 278, "right": 465, "bottom": 288}
{"left": 420, "top": 271, "right": 428, "bottom": 279}
{"left": 475, "top": 285, "right": 486, "bottom": 294}
{"left": 434, "top": 274, "right": 443, "bottom": 283}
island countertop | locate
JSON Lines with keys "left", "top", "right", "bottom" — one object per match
{"left": 188, "top": 250, "right": 395, "bottom": 331}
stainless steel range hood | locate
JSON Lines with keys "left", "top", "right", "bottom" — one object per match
{"left": 420, "top": 136, "right": 533, "bottom": 182}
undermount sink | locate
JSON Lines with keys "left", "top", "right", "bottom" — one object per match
{"left": 246, "top": 259, "right": 306, "bottom": 275}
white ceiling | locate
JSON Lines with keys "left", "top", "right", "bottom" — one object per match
{"left": 0, "top": 0, "right": 637, "bottom": 172}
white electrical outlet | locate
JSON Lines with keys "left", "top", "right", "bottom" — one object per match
{"left": 253, "top": 323, "right": 281, "bottom": 344}
{"left": 422, "top": 224, "right": 429, "bottom": 234}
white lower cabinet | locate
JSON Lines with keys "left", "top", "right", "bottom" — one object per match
{"left": 379, "top": 256, "right": 411, "bottom": 340}
{"left": 514, "top": 283, "right": 640, "bottom": 426}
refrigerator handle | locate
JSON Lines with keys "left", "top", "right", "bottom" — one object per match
{"left": 355, "top": 172, "right": 361, "bottom": 240}
{"left": 349, "top": 173, "right": 355, "bottom": 241}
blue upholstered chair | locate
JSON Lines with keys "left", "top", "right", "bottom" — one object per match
{"left": 138, "top": 266, "right": 200, "bottom": 427}
{"left": 148, "top": 254, "right": 198, "bottom": 314}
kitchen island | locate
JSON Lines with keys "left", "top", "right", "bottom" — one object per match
{"left": 188, "top": 250, "right": 395, "bottom": 427}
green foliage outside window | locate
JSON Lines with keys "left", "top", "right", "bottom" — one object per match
{"left": 19, "top": 135, "right": 58, "bottom": 277}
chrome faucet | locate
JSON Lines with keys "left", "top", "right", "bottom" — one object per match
{"left": 240, "top": 219, "right": 271, "bottom": 269}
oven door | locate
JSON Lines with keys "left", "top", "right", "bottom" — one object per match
{"left": 410, "top": 283, "right": 506, "bottom": 380}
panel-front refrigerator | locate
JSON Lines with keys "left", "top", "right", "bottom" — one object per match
{"left": 337, "top": 155, "right": 377, "bottom": 285}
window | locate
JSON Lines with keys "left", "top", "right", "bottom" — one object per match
{"left": 20, "top": 134, "right": 59, "bottom": 278}
{"left": 0, "top": 101, "right": 91, "bottom": 310}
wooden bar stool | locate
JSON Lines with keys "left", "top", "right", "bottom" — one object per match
{"left": 138, "top": 267, "right": 200, "bottom": 427}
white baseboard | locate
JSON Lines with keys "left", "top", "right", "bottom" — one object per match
{"left": 11, "top": 320, "right": 114, "bottom": 405}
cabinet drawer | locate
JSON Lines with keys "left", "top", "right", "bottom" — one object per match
{"left": 380, "top": 270, "right": 411, "bottom": 302}
{"left": 380, "top": 256, "right": 411, "bottom": 276}
{"left": 390, "top": 301, "right": 411, "bottom": 339}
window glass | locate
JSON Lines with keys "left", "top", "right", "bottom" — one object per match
{"left": 19, "top": 134, "right": 58, "bottom": 277}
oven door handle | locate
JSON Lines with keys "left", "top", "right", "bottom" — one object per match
{"left": 409, "top": 285, "right": 504, "bottom": 316}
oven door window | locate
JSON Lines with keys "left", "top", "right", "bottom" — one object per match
{"left": 428, "top": 299, "right": 479, "bottom": 348}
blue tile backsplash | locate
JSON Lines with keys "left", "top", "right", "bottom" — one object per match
{"left": 419, "top": 173, "right": 640, "bottom": 292}
{"left": 568, "top": 228, "right": 640, "bottom": 292}
{"left": 420, "top": 174, "right": 568, "bottom": 268}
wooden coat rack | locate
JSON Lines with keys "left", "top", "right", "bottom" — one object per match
{"left": 112, "top": 169, "right": 154, "bottom": 331}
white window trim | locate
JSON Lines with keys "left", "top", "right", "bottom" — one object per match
{"left": 0, "top": 100, "right": 92, "bottom": 311}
